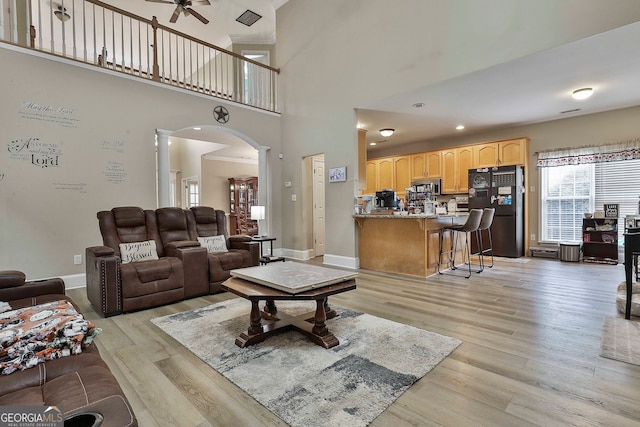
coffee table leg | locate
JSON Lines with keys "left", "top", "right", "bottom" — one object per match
{"left": 312, "top": 298, "right": 329, "bottom": 336}
{"left": 264, "top": 300, "right": 278, "bottom": 315}
{"left": 324, "top": 298, "right": 337, "bottom": 319}
{"left": 248, "top": 300, "right": 263, "bottom": 335}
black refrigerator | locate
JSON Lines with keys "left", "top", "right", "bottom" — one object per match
{"left": 468, "top": 165, "right": 524, "bottom": 258}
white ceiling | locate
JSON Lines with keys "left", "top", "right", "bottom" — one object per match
{"left": 99, "top": 3, "right": 640, "bottom": 158}
{"left": 360, "top": 21, "right": 640, "bottom": 152}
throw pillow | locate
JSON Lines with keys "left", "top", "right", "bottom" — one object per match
{"left": 119, "top": 240, "right": 159, "bottom": 263}
{"left": 198, "top": 235, "right": 228, "bottom": 253}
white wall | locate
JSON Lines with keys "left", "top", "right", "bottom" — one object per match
{"left": 0, "top": 46, "right": 281, "bottom": 279}
{"left": 275, "top": 0, "right": 640, "bottom": 264}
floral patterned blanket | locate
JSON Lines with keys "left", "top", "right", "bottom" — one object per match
{"left": 0, "top": 300, "right": 101, "bottom": 375}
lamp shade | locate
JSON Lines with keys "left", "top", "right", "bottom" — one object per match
{"left": 251, "top": 205, "right": 265, "bottom": 220}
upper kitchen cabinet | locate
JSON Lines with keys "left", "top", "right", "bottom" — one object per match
{"left": 473, "top": 138, "right": 529, "bottom": 167}
{"left": 365, "top": 157, "right": 394, "bottom": 194}
{"left": 358, "top": 129, "right": 367, "bottom": 191}
{"left": 442, "top": 147, "right": 473, "bottom": 194}
{"left": 411, "top": 151, "right": 441, "bottom": 180}
{"left": 393, "top": 155, "right": 411, "bottom": 199}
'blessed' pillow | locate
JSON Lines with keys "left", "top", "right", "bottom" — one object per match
{"left": 198, "top": 235, "right": 228, "bottom": 253}
{"left": 119, "top": 240, "right": 159, "bottom": 264}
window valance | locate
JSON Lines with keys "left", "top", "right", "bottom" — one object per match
{"left": 536, "top": 138, "right": 640, "bottom": 167}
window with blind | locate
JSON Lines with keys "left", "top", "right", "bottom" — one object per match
{"left": 540, "top": 159, "right": 640, "bottom": 244}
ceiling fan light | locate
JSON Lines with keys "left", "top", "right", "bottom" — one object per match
{"left": 54, "top": 6, "right": 71, "bottom": 22}
{"left": 379, "top": 128, "right": 395, "bottom": 137}
{"left": 572, "top": 87, "right": 593, "bottom": 100}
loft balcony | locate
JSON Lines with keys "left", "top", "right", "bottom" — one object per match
{"left": 0, "top": 0, "right": 280, "bottom": 113}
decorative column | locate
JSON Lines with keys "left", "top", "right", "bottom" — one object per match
{"left": 156, "top": 129, "right": 171, "bottom": 208}
{"left": 258, "top": 146, "right": 269, "bottom": 234}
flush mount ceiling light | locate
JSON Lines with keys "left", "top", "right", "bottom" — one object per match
{"left": 54, "top": 5, "right": 71, "bottom": 22}
{"left": 379, "top": 128, "right": 395, "bottom": 137}
{"left": 572, "top": 87, "right": 594, "bottom": 100}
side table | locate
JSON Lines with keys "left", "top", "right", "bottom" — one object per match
{"left": 252, "top": 236, "right": 285, "bottom": 265}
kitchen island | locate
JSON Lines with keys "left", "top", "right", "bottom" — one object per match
{"left": 354, "top": 213, "right": 468, "bottom": 277}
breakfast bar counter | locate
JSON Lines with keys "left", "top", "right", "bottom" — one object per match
{"left": 353, "top": 213, "right": 467, "bottom": 277}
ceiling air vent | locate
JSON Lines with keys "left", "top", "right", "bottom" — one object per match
{"left": 236, "top": 10, "right": 262, "bottom": 26}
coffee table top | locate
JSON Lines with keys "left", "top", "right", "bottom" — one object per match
{"left": 230, "top": 262, "right": 357, "bottom": 294}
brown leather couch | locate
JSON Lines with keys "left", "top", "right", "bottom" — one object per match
{"left": 86, "top": 206, "right": 259, "bottom": 317}
{"left": 0, "top": 270, "right": 137, "bottom": 427}
{"left": 158, "top": 206, "right": 260, "bottom": 293}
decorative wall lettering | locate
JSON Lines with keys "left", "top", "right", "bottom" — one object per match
{"left": 18, "top": 101, "right": 80, "bottom": 128}
{"left": 0, "top": 173, "right": 4, "bottom": 182}
{"left": 100, "top": 139, "right": 126, "bottom": 153}
{"left": 7, "top": 138, "right": 62, "bottom": 168}
{"left": 52, "top": 182, "right": 87, "bottom": 193}
{"left": 104, "top": 160, "right": 127, "bottom": 184}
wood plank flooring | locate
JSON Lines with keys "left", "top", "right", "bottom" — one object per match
{"left": 67, "top": 257, "right": 640, "bottom": 426}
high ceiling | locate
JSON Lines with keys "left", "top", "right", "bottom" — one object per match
{"left": 99, "top": 3, "right": 640, "bottom": 160}
{"left": 359, "top": 21, "right": 640, "bottom": 153}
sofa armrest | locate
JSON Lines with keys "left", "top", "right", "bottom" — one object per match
{"left": 85, "top": 246, "right": 122, "bottom": 317}
{"left": 228, "top": 240, "right": 260, "bottom": 266}
{"left": 0, "top": 277, "right": 65, "bottom": 302}
{"left": 164, "top": 245, "right": 209, "bottom": 298}
{"left": 165, "top": 240, "right": 201, "bottom": 250}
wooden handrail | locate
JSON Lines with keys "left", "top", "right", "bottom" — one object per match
{"left": 84, "top": 0, "right": 280, "bottom": 74}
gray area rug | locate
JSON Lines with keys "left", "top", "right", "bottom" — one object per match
{"left": 151, "top": 299, "right": 461, "bottom": 427}
{"left": 600, "top": 316, "right": 640, "bottom": 366}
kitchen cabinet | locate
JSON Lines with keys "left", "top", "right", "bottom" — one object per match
{"left": 582, "top": 218, "right": 618, "bottom": 264}
{"left": 377, "top": 158, "right": 394, "bottom": 190}
{"left": 393, "top": 155, "right": 411, "bottom": 199}
{"left": 442, "top": 147, "right": 473, "bottom": 194}
{"left": 411, "top": 151, "right": 441, "bottom": 180}
{"left": 426, "top": 151, "right": 442, "bottom": 177}
{"left": 228, "top": 177, "right": 258, "bottom": 236}
{"left": 365, "top": 160, "right": 377, "bottom": 194}
{"left": 358, "top": 129, "right": 367, "bottom": 191}
{"left": 473, "top": 138, "right": 528, "bottom": 167}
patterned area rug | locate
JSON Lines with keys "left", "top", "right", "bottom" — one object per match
{"left": 600, "top": 316, "right": 640, "bottom": 366}
{"left": 151, "top": 299, "right": 461, "bottom": 427}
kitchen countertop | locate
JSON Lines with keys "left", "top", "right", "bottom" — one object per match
{"left": 353, "top": 212, "right": 469, "bottom": 219}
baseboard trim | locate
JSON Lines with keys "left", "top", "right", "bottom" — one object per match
{"left": 60, "top": 273, "right": 86, "bottom": 290}
{"left": 279, "top": 248, "right": 314, "bottom": 261}
{"left": 322, "top": 254, "right": 359, "bottom": 270}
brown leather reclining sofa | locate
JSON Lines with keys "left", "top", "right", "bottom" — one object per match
{"left": 86, "top": 206, "right": 259, "bottom": 317}
{"left": 0, "top": 270, "right": 137, "bottom": 427}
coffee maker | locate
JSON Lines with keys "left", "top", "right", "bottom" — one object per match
{"left": 375, "top": 190, "right": 397, "bottom": 209}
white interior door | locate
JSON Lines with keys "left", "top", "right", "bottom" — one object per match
{"left": 182, "top": 176, "right": 199, "bottom": 208}
{"left": 312, "top": 155, "right": 326, "bottom": 256}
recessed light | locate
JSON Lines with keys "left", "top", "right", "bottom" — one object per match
{"left": 456, "top": 125, "right": 465, "bottom": 130}
{"left": 572, "top": 88, "right": 593, "bottom": 100}
{"left": 193, "top": 127, "right": 201, "bottom": 130}
{"left": 412, "top": 102, "right": 425, "bottom": 108}
{"left": 369, "top": 142, "right": 377, "bottom": 146}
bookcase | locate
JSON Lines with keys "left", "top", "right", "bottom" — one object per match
{"left": 228, "top": 177, "right": 258, "bottom": 236}
{"left": 582, "top": 218, "right": 618, "bottom": 264}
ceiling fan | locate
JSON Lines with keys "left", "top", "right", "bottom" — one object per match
{"left": 146, "top": 0, "right": 211, "bottom": 25}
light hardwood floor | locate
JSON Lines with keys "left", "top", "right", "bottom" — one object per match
{"left": 68, "top": 257, "right": 640, "bottom": 426}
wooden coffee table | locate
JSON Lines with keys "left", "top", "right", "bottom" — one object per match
{"left": 222, "top": 263, "right": 356, "bottom": 349}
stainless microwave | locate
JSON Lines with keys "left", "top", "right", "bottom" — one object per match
{"left": 412, "top": 179, "right": 441, "bottom": 196}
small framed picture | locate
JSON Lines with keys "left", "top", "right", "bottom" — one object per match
{"left": 604, "top": 204, "right": 619, "bottom": 218}
{"left": 329, "top": 166, "right": 346, "bottom": 183}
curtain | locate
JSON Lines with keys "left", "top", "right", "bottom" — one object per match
{"left": 536, "top": 138, "right": 640, "bottom": 167}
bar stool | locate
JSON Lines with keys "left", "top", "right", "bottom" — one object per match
{"left": 437, "top": 209, "right": 483, "bottom": 278}
{"left": 473, "top": 208, "right": 496, "bottom": 271}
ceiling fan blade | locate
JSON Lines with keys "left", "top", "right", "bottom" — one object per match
{"left": 169, "top": 7, "right": 181, "bottom": 23}
{"left": 187, "top": 7, "right": 209, "bottom": 24}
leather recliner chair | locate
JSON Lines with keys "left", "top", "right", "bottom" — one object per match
{"left": 188, "top": 206, "right": 260, "bottom": 293}
{"left": 86, "top": 206, "right": 186, "bottom": 317}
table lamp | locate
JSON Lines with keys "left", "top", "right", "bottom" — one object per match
{"left": 251, "top": 205, "right": 266, "bottom": 236}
